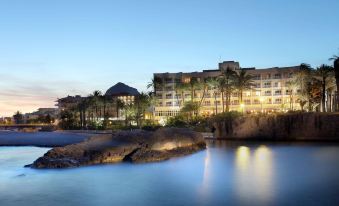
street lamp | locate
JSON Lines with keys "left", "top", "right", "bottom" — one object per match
{"left": 259, "top": 97, "right": 264, "bottom": 113}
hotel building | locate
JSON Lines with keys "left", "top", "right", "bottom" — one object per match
{"left": 153, "top": 61, "right": 301, "bottom": 121}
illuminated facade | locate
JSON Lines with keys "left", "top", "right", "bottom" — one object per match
{"left": 154, "top": 61, "right": 301, "bottom": 120}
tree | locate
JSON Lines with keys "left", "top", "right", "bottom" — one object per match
{"left": 134, "top": 92, "right": 151, "bottom": 128}
{"left": 188, "top": 77, "right": 200, "bottom": 101}
{"left": 147, "top": 76, "right": 163, "bottom": 93}
{"left": 233, "top": 69, "right": 254, "bottom": 104}
{"left": 295, "top": 63, "right": 313, "bottom": 111}
{"left": 329, "top": 55, "right": 339, "bottom": 111}
{"left": 216, "top": 68, "right": 237, "bottom": 113}
{"left": 115, "top": 98, "right": 125, "bottom": 119}
{"left": 197, "top": 78, "right": 209, "bottom": 108}
{"left": 314, "top": 64, "right": 334, "bottom": 112}
{"left": 13, "top": 111, "right": 24, "bottom": 124}
{"left": 174, "top": 82, "right": 189, "bottom": 107}
{"left": 206, "top": 77, "right": 219, "bottom": 114}
{"left": 180, "top": 101, "right": 200, "bottom": 121}
{"left": 286, "top": 80, "right": 298, "bottom": 110}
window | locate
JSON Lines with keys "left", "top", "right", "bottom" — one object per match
{"left": 232, "top": 100, "right": 239, "bottom": 105}
{"left": 275, "top": 98, "right": 282, "bottom": 104}
{"left": 263, "top": 82, "right": 271, "bottom": 88}
{"left": 274, "top": 82, "right": 281, "bottom": 87}
{"left": 274, "top": 73, "right": 281, "bottom": 79}
{"left": 183, "top": 77, "right": 190, "bottom": 83}
{"left": 204, "top": 101, "right": 211, "bottom": 106}
{"left": 166, "top": 102, "right": 172, "bottom": 106}
{"left": 165, "top": 86, "right": 173, "bottom": 91}
{"left": 165, "top": 78, "right": 173, "bottom": 83}
{"left": 246, "top": 92, "right": 251, "bottom": 97}
{"left": 184, "top": 94, "right": 191, "bottom": 99}
{"left": 255, "top": 91, "right": 261, "bottom": 96}
{"left": 158, "top": 102, "right": 163, "bottom": 106}
{"left": 286, "top": 90, "right": 291, "bottom": 95}
{"left": 274, "top": 90, "right": 282, "bottom": 96}
{"left": 253, "top": 99, "right": 260, "bottom": 104}
{"left": 262, "top": 74, "right": 271, "bottom": 80}
{"left": 264, "top": 90, "right": 271, "bottom": 96}
{"left": 244, "top": 99, "right": 251, "bottom": 105}
{"left": 254, "top": 83, "right": 261, "bottom": 88}
{"left": 166, "top": 94, "right": 172, "bottom": 99}
{"left": 253, "top": 74, "right": 261, "bottom": 80}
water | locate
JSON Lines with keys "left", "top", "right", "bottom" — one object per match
{"left": 1, "top": 141, "right": 339, "bottom": 206}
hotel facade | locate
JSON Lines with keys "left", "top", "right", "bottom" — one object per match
{"left": 153, "top": 61, "right": 301, "bottom": 121}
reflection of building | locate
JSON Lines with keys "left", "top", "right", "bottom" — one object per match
{"left": 153, "top": 61, "right": 301, "bottom": 120}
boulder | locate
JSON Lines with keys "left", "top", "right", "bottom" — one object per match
{"left": 30, "top": 128, "right": 206, "bottom": 168}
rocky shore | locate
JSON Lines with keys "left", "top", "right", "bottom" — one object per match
{"left": 29, "top": 128, "right": 206, "bottom": 168}
{"left": 213, "top": 112, "right": 339, "bottom": 141}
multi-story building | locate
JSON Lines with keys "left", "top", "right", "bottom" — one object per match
{"left": 154, "top": 61, "right": 301, "bottom": 121}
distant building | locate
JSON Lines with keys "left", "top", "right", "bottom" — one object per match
{"left": 0, "top": 117, "right": 13, "bottom": 125}
{"left": 153, "top": 61, "right": 301, "bottom": 121}
{"left": 24, "top": 108, "right": 59, "bottom": 123}
{"left": 56, "top": 82, "right": 139, "bottom": 120}
{"left": 105, "top": 82, "right": 140, "bottom": 104}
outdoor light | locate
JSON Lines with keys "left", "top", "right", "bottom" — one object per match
{"left": 240, "top": 103, "right": 245, "bottom": 114}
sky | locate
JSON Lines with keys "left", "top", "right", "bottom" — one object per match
{"left": 0, "top": 0, "right": 338, "bottom": 116}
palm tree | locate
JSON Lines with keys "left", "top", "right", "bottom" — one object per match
{"left": 314, "top": 64, "right": 334, "bottom": 112}
{"left": 188, "top": 77, "right": 200, "bottom": 101}
{"left": 206, "top": 77, "right": 219, "bottom": 114}
{"left": 329, "top": 55, "right": 339, "bottom": 111}
{"left": 233, "top": 69, "right": 254, "bottom": 104}
{"left": 286, "top": 80, "right": 298, "bottom": 110}
{"left": 174, "top": 82, "right": 188, "bottom": 107}
{"left": 134, "top": 92, "right": 151, "bottom": 128}
{"left": 13, "top": 111, "right": 24, "bottom": 124}
{"left": 147, "top": 76, "right": 163, "bottom": 93}
{"left": 92, "top": 90, "right": 102, "bottom": 120}
{"left": 215, "top": 68, "right": 236, "bottom": 113}
{"left": 115, "top": 98, "right": 125, "bottom": 119}
{"left": 295, "top": 63, "right": 313, "bottom": 111}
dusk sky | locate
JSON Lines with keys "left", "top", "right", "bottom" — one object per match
{"left": 0, "top": 0, "right": 338, "bottom": 116}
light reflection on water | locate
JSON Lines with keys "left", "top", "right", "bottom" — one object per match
{"left": 1, "top": 142, "right": 339, "bottom": 206}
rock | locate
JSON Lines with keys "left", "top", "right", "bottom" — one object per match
{"left": 30, "top": 128, "right": 206, "bottom": 168}
{"left": 213, "top": 112, "right": 339, "bottom": 140}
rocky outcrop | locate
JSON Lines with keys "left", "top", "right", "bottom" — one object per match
{"left": 29, "top": 128, "right": 206, "bottom": 168}
{"left": 213, "top": 112, "right": 339, "bottom": 140}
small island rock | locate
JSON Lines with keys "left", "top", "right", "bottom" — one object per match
{"left": 30, "top": 128, "right": 206, "bottom": 168}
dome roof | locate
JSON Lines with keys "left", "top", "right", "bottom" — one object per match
{"left": 105, "top": 82, "right": 139, "bottom": 96}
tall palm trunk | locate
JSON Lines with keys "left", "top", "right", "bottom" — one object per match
{"left": 221, "top": 90, "right": 225, "bottom": 113}
{"left": 214, "top": 92, "right": 218, "bottom": 114}
{"left": 321, "top": 78, "right": 326, "bottom": 112}
{"left": 334, "top": 59, "right": 339, "bottom": 111}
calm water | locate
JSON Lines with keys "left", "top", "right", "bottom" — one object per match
{"left": 1, "top": 141, "right": 339, "bottom": 206}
